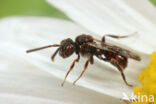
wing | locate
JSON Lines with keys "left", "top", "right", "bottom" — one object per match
{"left": 88, "top": 40, "right": 141, "bottom": 61}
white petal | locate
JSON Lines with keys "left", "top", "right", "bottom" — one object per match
{"left": 0, "top": 17, "right": 124, "bottom": 104}
{"left": 125, "top": 0, "right": 156, "bottom": 24}
{"left": 0, "top": 17, "right": 148, "bottom": 99}
{"left": 48, "top": 0, "right": 156, "bottom": 54}
{"left": 0, "top": 48, "right": 123, "bottom": 104}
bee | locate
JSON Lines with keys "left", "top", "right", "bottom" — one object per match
{"left": 26, "top": 33, "right": 141, "bottom": 87}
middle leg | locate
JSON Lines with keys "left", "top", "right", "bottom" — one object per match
{"left": 73, "top": 56, "right": 92, "bottom": 85}
{"left": 61, "top": 54, "right": 80, "bottom": 86}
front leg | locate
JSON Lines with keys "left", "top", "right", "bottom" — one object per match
{"left": 51, "top": 48, "right": 60, "bottom": 62}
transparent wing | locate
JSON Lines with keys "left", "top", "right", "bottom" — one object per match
{"left": 88, "top": 40, "right": 141, "bottom": 61}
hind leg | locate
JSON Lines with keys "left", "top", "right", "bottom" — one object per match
{"left": 110, "top": 58, "right": 133, "bottom": 87}
{"left": 101, "top": 32, "right": 137, "bottom": 43}
{"left": 118, "top": 67, "right": 133, "bottom": 87}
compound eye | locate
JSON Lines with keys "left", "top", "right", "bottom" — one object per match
{"left": 59, "top": 38, "right": 75, "bottom": 58}
{"left": 59, "top": 43, "right": 75, "bottom": 58}
{"left": 67, "top": 44, "right": 74, "bottom": 49}
{"left": 64, "top": 44, "right": 74, "bottom": 57}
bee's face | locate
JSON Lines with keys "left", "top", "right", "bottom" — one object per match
{"left": 59, "top": 38, "right": 75, "bottom": 58}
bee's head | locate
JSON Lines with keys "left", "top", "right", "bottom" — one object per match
{"left": 59, "top": 38, "right": 75, "bottom": 58}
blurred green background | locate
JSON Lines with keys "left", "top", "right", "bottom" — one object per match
{"left": 0, "top": 0, "right": 155, "bottom": 19}
{"left": 150, "top": 0, "right": 156, "bottom": 5}
{"left": 0, "top": 0, "right": 69, "bottom": 19}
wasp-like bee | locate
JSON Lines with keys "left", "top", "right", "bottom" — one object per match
{"left": 26, "top": 33, "right": 141, "bottom": 87}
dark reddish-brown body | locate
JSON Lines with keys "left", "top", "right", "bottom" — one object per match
{"left": 26, "top": 33, "right": 141, "bottom": 87}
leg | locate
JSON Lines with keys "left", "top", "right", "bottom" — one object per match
{"left": 101, "top": 32, "right": 137, "bottom": 43}
{"left": 90, "top": 55, "right": 94, "bottom": 64}
{"left": 51, "top": 48, "right": 60, "bottom": 62}
{"left": 117, "top": 66, "right": 133, "bottom": 87}
{"left": 73, "top": 57, "right": 91, "bottom": 85}
{"left": 61, "top": 54, "right": 80, "bottom": 86}
{"left": 110, "top": 58, "right": 132, "bottom": 87}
